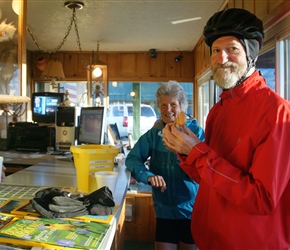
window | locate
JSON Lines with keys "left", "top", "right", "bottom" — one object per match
{"left": 108, "top": 82, "right": 193, "bottom": 117}
{"left": 34, "top": 81, "right": 87, "bottom": 106}
{"left": 127, "top": 106, "right": 133, "bottom": 116}
{"left": 256, "top": 49, "right": 275, "bottom": 91}
{"left": 257, "top": 36, "right": 290, "bottom": 101}
{"left": 34, "top": 81, "right": 193, "bottom": 141}
{"left": 198, "top": 80, "right": 209, "bottom": 129}
{"left": 197, "top": 71, "right": 220, "bottom": 129}
{"left": 112, "top": 106, "right": 124, "bottom": 117}
{"left": 141, "top": 106, "right": 155, "bottom": 117}
{"left": 108, "top": 82, "right": 193, "bottom": 140}
{"left": 277, "top": 36, "right": 290, "bottom": 101}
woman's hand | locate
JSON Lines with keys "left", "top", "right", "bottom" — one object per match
{"left": 148, "top": 175, "right": 167, "bottom": 192}
{"left": 162, "top": 123, "right": 201, "bottom": 155}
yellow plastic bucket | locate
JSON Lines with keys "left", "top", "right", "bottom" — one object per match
{"left": 70, "top": 144, "right": 119, "bottom": 193}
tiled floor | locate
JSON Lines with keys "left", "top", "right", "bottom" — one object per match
{"left": 124, "top": 240, "right": 154, "bottom": 250}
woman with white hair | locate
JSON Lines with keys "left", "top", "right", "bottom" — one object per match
{"left": 126, "top": 80, "right": 204, "bottom": 250}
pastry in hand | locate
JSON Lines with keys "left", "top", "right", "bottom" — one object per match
{"left": 174, "top": 111, "right": 186, "bottom": 128}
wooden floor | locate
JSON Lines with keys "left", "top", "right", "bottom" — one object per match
{"left": 124, "top": 240, "right": 154, "bottom": 250}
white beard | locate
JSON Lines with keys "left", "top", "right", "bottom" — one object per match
{"left": 212, "top": 62, "right": 246, "bottom": 89}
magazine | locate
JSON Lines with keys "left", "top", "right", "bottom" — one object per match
{"left": 0, "top": 237, "right": 75, "bottom": 250}
{"left": 0, "top": 242, "right": 33, "bottom": 250}
{"left": 0, "top": 212, "right": 18, "bottom": 229}
{"left": 0, "top": 216, "right": 110, "bottom": 250}
{"left": 0, "top": 241, "right": 47, "bottom": 250}
{"left": 11, "top": 200, "right": 39, "bottom": 217}
{"left": 0, "top": 199, "right": 28, "bottom": 214}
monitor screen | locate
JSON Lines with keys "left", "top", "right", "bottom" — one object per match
{"left": 32, "top": 92, "right": 64, "bottom": 124}
{"left": 78, "top": 107, "right": 106, "bottom": 145}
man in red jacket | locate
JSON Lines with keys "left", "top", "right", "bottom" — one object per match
{"left": 162, "top": 8, "right": 290, "bottom": 250}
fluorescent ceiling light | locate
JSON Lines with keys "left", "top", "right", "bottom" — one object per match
{"left": 171, "top": 17, "right": 202, "bottom": 24}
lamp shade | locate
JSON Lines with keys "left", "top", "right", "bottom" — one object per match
{"left": 12, "top": 0, "right": 20, "bottom": 15}
{"left": 41, "top": 60, "right": 65, "bottom": 81}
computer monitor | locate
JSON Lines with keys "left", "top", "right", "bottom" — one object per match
{"left": 31, "top": 92, "right": 64, "bottom": 123}
{"left": 78, "top": 107, "right": 106, "bottom": 145}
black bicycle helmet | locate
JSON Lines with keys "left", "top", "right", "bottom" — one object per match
{"left": 203, "top": 8, "right": 264, "bottom": 48}
{"left": 204, "top": 8, "right": 264, "bottom": 87}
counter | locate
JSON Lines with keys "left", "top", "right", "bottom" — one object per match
{"left": 0, "top": 154, "right": 131, "bottom": 250}
{"left": 0, "top": 150, "right": 55, "bottom": 166}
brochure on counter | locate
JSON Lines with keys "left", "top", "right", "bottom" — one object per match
{"left": 0, "top": 198, "right": 119, "bottom": 250}
{"left": 0, "top": 213, "right": 109, "bottom": 250}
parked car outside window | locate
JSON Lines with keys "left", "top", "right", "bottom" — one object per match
{"left": 107, "top": 103, "right": 157, "bottom": 138}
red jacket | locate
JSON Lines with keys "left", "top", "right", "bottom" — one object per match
{"left": 179, "top": 71, "right": 290, "bottom": 249}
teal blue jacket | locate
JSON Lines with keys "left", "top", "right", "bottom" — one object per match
{"left": 125, "top": 119, "right": 205, "bottom": 219}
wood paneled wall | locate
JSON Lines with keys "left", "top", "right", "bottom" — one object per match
{"left": 30, "top": 0, "right": 288, "bottom": 85}
{"left": 30, "top": 51, "right": 194, "bottom": 83}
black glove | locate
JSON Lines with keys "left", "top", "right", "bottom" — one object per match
{"left": 30, "top": 186, "right": 115, "bottom": 219}
{"left": 78, "top": 186, "right": 115, "bottom": 208}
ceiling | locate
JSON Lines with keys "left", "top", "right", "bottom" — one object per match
{"left": 1, "top": 0, "right": 226, "bottom": 52}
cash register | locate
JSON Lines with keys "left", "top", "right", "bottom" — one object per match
{"left": 7, "top": 122, "right": 55, "bottom": 152}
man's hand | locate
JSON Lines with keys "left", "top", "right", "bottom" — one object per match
{"left": 148, "top": 175, "right": 167, "bottom": 192}
{"left": 162, "top": 123, "right": 201, "bottom": 155}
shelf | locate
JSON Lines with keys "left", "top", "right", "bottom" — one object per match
{"left": 0, "top": 95, "right": 30, "bottom": 104}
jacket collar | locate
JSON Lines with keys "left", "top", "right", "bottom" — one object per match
{"left": 220, "top": 70, "right": 266, "bottom": 100}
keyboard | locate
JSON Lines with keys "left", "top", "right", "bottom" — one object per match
{"left": 16, "top": 147, "right": 42, "bottom": 152}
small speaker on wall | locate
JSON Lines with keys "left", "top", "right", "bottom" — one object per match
{"left": 149, "top": 49, "right": 157, "bottom": 58}
{"left": 175, "top": 54, "right": 183, "bottom": 62}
